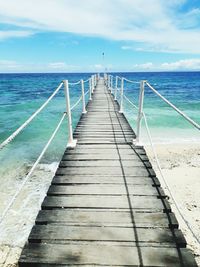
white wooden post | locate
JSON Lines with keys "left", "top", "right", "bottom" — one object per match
{"left": 91, "top": 75, "right": 94, "bottom": 94}
{"left": 136, "top": 80, "right": 145, "bottom": 144}
{"left": 114, "top": 76, "right": 118, "bottom": 100}
{"left": 111, "top": 76, "right": 113, "bottom": 94}
{"left": 104, "top": 73, "right": 107, "bottom": 86}
{"left": 63, "top": 80, "right": 77, "bottom": 148}
{"left": 94, "top": 74, "right": 97, "bottom": 87}
{"left": 81, "top": 79, "right": 87, "bottom": 114}
{"left": 89, "top": 78, "right": 92, "bottom": 100}
{"left": 119, "top": 78, "right": 124, "bottom": 113}
{"left": 108, "top": 75, "right": 111, "bottom": 91}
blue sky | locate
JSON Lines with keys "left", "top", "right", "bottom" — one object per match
{"left": 0, "top": 0, "right": 200, "bottom": 72}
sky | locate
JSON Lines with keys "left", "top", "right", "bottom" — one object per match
{"left": 0, "top": 0, "right": 200, "bottom": 73}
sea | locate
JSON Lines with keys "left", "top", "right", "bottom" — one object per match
{"left": 0, "top": 72, "right": 200, "bottom": 166}
{"left": 0, "top": 71, "right": 200, "bottom": 246}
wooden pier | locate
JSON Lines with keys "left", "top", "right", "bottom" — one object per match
{"left": 19, "top": 78, "right": 197, "bottom": 266}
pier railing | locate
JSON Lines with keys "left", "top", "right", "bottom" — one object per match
{"left": 106, "top": 74, "right": 200, "bottom": 144}
{"left": 106, "top": 73, "right": 200, "bottom": 244}
{"left": 0, "top": 73, "right": 99, "bottom": 223}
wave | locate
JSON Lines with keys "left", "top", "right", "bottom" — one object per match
{"left": 0, "top": 161, "right": 58, "bottom": 247}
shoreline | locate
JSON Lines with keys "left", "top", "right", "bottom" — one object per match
{"left": 0, "top": 162, "right": 58, "bottom": 266}
{"left": 145, "top": 143, "right": 200, "bottom": 265}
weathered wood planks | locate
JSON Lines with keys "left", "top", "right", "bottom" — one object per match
{"left": 19, "top": 77, "right": 197, "bottom": 266}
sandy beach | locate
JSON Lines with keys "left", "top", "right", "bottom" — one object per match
{"left": 146, "top": 143, "right": 200, "bottom": 266}
{"left": 0, "top": 162, "right": 58, "bottom": 267}
{"left": 0, "top": 144, "right": 199, "bottom": 266}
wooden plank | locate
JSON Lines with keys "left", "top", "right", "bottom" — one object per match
{"left": 52, "top": 175, "right": 160, "bottom": 186}
{"left": 62, "top": 153, "right": 148, "bottom": 161}
{"left": 41, "top": 195, "right": 171, "bottom": 212}
{"left": 47, "top": 184, "right": 162, "bottom": 196}
{"left": 59, "top": 159, "right": 145, "bottom": 167}
{"left": 35, "top": 210, "right": 178, "bottom": 228}
{"left": 28, "top": 225, "right": 186, "bottom": 247}
{"left": 19, "top": 244, "right": 197, "bottom": 266}
{"left": 56, "top": 166, "right": 150, "bottom": 176}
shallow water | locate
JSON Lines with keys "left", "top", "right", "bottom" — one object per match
{"left": 0, "top": 71, "right": 199, "bottom": 179}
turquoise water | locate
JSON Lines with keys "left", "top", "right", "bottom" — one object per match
{"left": 117, "top": 72, "right": 200, "bottom": 144}
{"left": 0, "top": 72, "right": 200, "bottom": 169}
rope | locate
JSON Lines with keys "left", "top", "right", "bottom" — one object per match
{"left": 142, "top": 112, "right": 200, "bottom": 244}
{"left": 123, "top": 77, "right": 140, "bottom": 84}
{"left": 123, "top": 94, "right": 138, "bottom": 110}
{"left": 71, "top": 89, "right": 89, "bottom": 111}
{"left": 0, "top": 82, "right": 63, "bottom": 151}
{"left": 146, "top": 82, "right": 200, "bottom": 131}
{"left": 0, "top": 113, "right": 66, "bottom": 224}
{"left": 71, "top": 96, "right": 82, "bottom": 111}
{"left": 84, "top": 89, "right": 89, "bottom": 96}
{"left": 83, "top": 78, "right": 90, "bottom": 83}
{"left": 68, "top": 80, "right": 81, "bottom": 86}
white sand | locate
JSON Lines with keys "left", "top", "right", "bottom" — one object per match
{"left": 0, "top": 162, "right": 58, "bottom": 267}
{"left": 146, "top": 144, "right": 200, "bottom": 266}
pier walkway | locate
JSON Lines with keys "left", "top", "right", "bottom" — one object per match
{"left": 19, "top": 78, "right": 197, "bottom": 266}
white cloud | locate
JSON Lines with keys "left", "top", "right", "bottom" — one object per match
{"left": 48, "top": 62, "right": 80, "bottom": 71}
{"left": 0, "top": 30, "right": 33, "bottom": 40}
{"left": 1, "top": 58, "right": 200, "bottom": 72}
{"left": 0, "top": 60, "right": 81, "bottom": 72}
{"left": 161, "top": 59, "right": 200, "bottom": 70}
{"left": 0, "top": 0, "right": 199, "bottom": 53}
{"left": 0, "top": 60, "right": 20, "bottom": 69}
{"left": 94, "top": 64, "right": 103, "bottom": 70}
{"left": 48, "top": 62, "right": 67, "bottom": 69}
{"left": 133, "top": 62, "right": 154, "bottom": 70}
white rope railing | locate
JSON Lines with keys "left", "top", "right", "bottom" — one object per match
{"left": 68, "top": 80, "right": 81, "bottom": 86}
{"left": 0, "top": 75, "right": 96, "bottom": 151}
{"left": 123, "top": 94, "right": 138, "bottom": 110}
{"left": 0, "top": 82, "right": 63, "bottom": 151}
{"left": 0, "top": 113, "right": 66, "bottom": 224}
{"left": 0, "top": 74, "right": 98, "bottom": 224}
{"left": 83, "top": 78, "right": 90, "bottom": 83}
{"left": 84, "top": 89, "right": 89, "bottom": 96}
{"left": 71, "top": 96, "right": 82, "bottom": 111}
{"left": 110, "top": 74, "right": 200, "bottom": 244}
{"left": 142, "top": 111, "right": 200, "bottom": 244}
{"left": 123, "top": 77, "right": 140, "bottom": 84}
{"left": 146, "top": 82, "right": 200, "bottom": 131}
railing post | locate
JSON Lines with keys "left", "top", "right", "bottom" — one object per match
{"left": 95, "top": 74, "right": 97, "bottom": 86}
{"left": 81, "top": 79, "right": 87, "bottom": 114}
{"left": 110, "top": 76, "right": 113, "bottom": 94}
{"left": 136, "top": 80, "right": 145, "bottom": 144}
{"left": 107, "top": 75, "right": 109, "bottom": 89}
{"left": 119, "top": 78, "right": 124, "bottom": 113}
{"left": 63, "top": 80, "right": 77, "bottom": 148}
{"left": 92, "top": 75, "right": 95, "bottom": 93}
{"left": 104, "top": 73, "right": 107, "bottom": 86}
{"left": 93, "top": 75, "right": 96, "bottom": 88}
{"left": 114, "top": 76, "right": 118, "bottom": 100}
{"left": 89, "top": 78, "right": 92, "bottom": 100}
